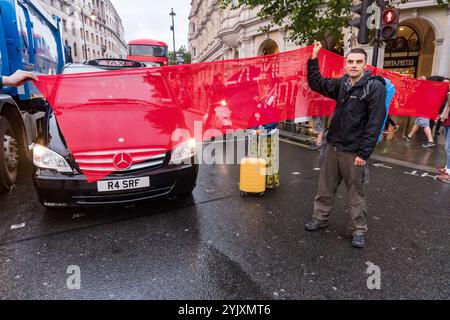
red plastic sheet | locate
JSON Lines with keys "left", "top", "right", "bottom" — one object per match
{"left": 34, "top": 46, "right": 449, "bottom": 182}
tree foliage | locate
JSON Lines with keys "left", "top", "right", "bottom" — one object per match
{"left": 168, "top": 46, "right": 192, "bottom": 65}
{"left": 219, "top": 0, "right": 449, "bottom": 46}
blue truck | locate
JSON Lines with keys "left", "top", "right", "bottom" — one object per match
{"left": 0, "top": 0, "right": 65, "bottom": 193}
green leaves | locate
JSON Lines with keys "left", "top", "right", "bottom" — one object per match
{"left": 219, "top": 0, "right": 449, "bottom": 46}
{"left": 168, "top": 46, "right": 192, "bottom": 65}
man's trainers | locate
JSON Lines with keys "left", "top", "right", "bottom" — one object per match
{"left": 304, "top": 219, "right": 328, "bottom": 232}
{"left": 352, "top": 235, "right": 365, "bottom": 248}
{"left": 384, "top": 125, "right": 399, "bottom": 135}
{"left": 422, "top": 141, "right": 436, "bottom": 148}
{"left": 437, "top": 172, "right": 450, "bottom": 182}
{"left": 436, "top": 167, "right": 447, "bottom": 175}
{"left": 403, "top": 134, "right": 411, "bottom": 141}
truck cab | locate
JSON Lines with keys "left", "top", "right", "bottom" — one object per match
{"left": 0, "top": 0, "right": 65, "bottom": 193}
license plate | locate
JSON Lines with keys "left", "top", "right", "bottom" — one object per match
{"left": 97, "top": 177, "right": 150, "bottom": 192}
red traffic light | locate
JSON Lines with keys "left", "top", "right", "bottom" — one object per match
{"left": 383, "top": 9, "right": 397, "bottom": 24}
{"left": 380, "top": 8, "right": 400, "bottom": 41}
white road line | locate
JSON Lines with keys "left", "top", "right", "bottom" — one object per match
{"left": 10, "top": 223, "right": 26, "bottom": 230}
{"left": 280, "top": 138, "right": 311, "bottom": 149}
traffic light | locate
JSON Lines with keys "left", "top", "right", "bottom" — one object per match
{"left": 349, "top": 0, "right": 373, "bottom": 45}
{"left": 380, "top": 8, "right": 400, "bottom": 41}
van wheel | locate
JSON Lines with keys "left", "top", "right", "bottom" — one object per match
{"left": 0, "top": 117, "right": 19, "bottom": 193}
{"left": 240, "top": 191, "right": 247, "bottom": 197}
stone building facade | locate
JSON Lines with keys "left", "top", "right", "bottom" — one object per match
{"left": 189, "top": 0, "right": 450, "bottom": 143}
{"left": 38, "top": 0, "right": 127, "bottom": 62}
{"left": 189, "top": 0, "right": 450, "bottom": 79}
{"left": 189, "top": 0, "right": 300, "bottom": 63}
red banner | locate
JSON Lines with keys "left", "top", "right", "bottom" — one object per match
{"left": 34, "top": 46, "right": 449, "bottom": 182}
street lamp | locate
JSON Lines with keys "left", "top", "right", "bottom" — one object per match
{"left": 169, "top": 8, "right": 176, "bottom": 62}
{"left": 67, "top": 4, "right": 96, "bottom": 61}
{"left": 81, "top": 9, "right": 97, "bottom": 60}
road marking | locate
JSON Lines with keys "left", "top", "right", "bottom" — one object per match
{"left": 371, "top": 154, "right": 435, "bottom": 173}
{"left": 281, "top": 138, "right": 445, "bottom": 183}
{"left": 404, "top": 170, "right": 420, "bottom": 176}
{"left": 10, "top": 223, "right": 26, "bottom": 230}
{"left": 280, "top": 138, "right": 310, "bottom": 149}
{"left": 281, "top": 137, "right": 438, "bottom": 173}
{"left": 420, "top": 172, "right": 439, "bottom": 179}
{"left": 373, "top": 163, "right": 392, "bottom": 169}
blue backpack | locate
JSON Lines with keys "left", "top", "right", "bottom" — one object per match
{"left": 361, "top": 77, "right": 396, "bottom": 141}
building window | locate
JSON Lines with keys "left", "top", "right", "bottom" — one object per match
{"left": 62, "top": 19, "right": 67, "bottom": 32}
{"left": 385, "top": 25, "right": 421, "bottom": 54}
{"left": 73, "top": 42, "right": 78, "bottom": 57}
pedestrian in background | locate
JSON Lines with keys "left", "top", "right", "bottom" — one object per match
{"left": 436, "top": 80, "right": 450, "bottom": 182}
{"left": 403, "top": 77, "right": 436, "bottom": 147}
{"left": 249, "top": 80, "right": 280, "bottom": 189}
{"left": 304, "top": 42, "right": 387, "bottom": 249}
{"left": 382, "top": 116, "right": 399, "bottom": 135}
{"left": 312, "top": 116, "right": 324, "bottom": 149}
{"left": 429, "top": 77, "right": 450, "bottom": 138}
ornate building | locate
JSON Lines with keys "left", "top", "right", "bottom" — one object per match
{"left": 189, "top": 0, "right": 300, "bottom": 63}
{"left": 384, "top": 0, "right": 449, "bottom": 78}
{"left": 189, "top": 0, "right": 450, "bottom": 79}
{"left": 189, "top": 0, "right": 450, "bottom": 144}
{"left": 38, "top": 0, "right": 127, "bottom": 62}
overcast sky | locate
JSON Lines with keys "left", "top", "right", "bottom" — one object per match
{"left": 109, "top": 0, "right": 191, "bottom": 50}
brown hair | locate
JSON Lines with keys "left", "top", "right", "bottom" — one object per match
{"left": 346, "top": 48, "right": 368, "bottom": 61}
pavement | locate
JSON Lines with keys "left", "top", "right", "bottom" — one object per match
{"left": 0, "top": 138, "right": 449, "bottom": 300}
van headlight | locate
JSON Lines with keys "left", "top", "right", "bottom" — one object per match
{"left": 33, "top": 144, "right": 73, "bottom": 173}
{"left": 170, "top": 138, "right": 196, "bottom": 165}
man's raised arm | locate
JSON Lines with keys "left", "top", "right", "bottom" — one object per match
{"left": 307, "top": 41, "right": 341, "bottom": 101}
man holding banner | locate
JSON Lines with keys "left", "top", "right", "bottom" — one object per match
{"left": 304, "top": 42, "right": 387, "bottom": 249}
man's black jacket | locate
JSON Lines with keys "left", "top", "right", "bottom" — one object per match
{"left": 307, "top": 58, "right": 387, "bottom": 161}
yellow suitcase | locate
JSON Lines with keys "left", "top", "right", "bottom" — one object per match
{"left": 239, "top": 131, "right": 266, "bottom": 197}
{"left": 239, "top": 157, "right": 267, "bottom": 196}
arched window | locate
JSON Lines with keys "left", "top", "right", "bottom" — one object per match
{"left": 385, "top": 25, "right": 421, "bottom": 54}
{"left": 257, "top": 39, "right": 279, "bottom": 56}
